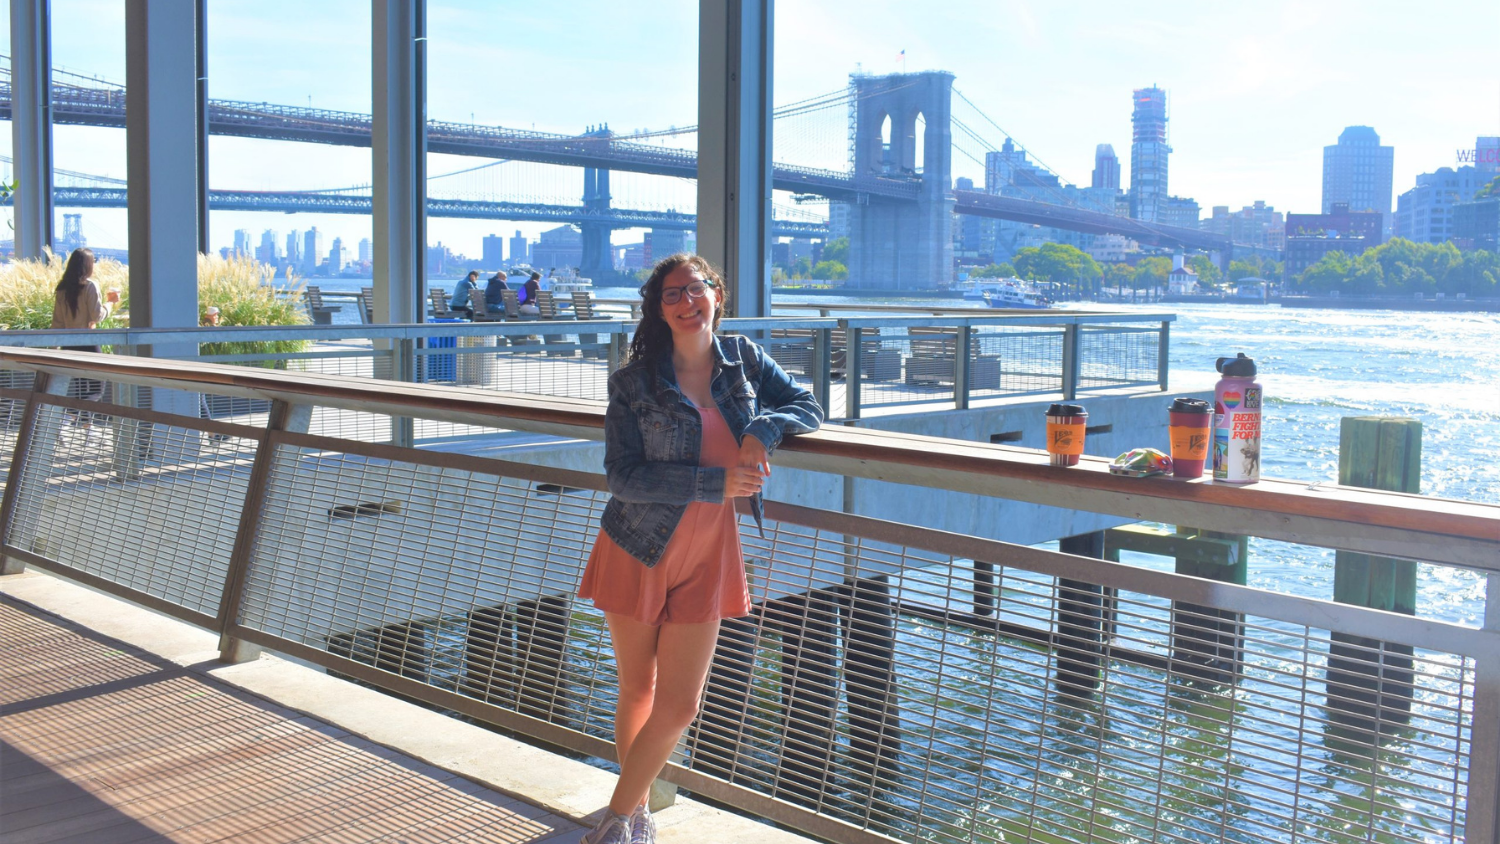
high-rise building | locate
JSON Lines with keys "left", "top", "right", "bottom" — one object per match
{"left": 1092, "top": 144, "right": 1120, "bottom": 191}
{"left": 1160, "top": 196, "right": 1200, "bottom": 230}
{"left": 257, "top": 229, "right": 281, "bottom": 265}
{"left": 1202, "top": 201, "right": 1284, "bottom": 250}
{"left": 1475, "top": 136, "right": 1500, "bottom": 177}
{"left": 303, "top": 228, "right": 326, "bottom": 274}
{"left": 233, "top": 229, "right": 252, "bottom": 256}
{"left": 285, "top": 230, "right": 302, "bottom": 267}
{"left": 1129, "top": 86, "right": 1170, "bottom": 223}
{"left": 1395, "top": 166, "right": 1488, "bottom": 244}
{"left": 358, "top": 238, "right": 372, "bottom": 263}
{"left": 482, "top": 234, "right": 505, "bottom": 267}
{"left": 531, "top": 225, "right": 582, "bottom": 270}
{"left": 981, "top": 139, "right": 1112, "bottom": 261}
{"left": 508, "top": 230, "right": 529, "bottom": 266}
{"left": 1283, "top": 202, "right": 1384, "bottom": 283}
{"left": 328, "top": 238, "right": 346, "bottom": 273}
{"left": 1322, "top": 126, "right": 1394, "bottom": 233}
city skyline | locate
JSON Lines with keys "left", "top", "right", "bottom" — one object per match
{"left": 1, "top": 0, "right": 1495, "bottom": 257}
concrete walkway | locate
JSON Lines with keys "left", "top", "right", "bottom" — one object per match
{"left": 0, "top": 571, "right": 814, "bottom": 844}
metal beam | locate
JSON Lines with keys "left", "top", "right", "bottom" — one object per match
{"left": 698, "top": 0, "right": 774, "bottom": 318}
{"left": 195, "top": 0, "right": 210, "bottom": 253}
{"left": 372, "top": 0, "right": 426, "bottom": 327}
{"left": 9, "top": 0, "right": 54, "bottom": 257}
{"left": 124, "top": 0, "right": 201, "bottom": 419}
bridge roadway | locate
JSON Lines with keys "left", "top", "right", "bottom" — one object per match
{"left": 26, "top": 186, "right": 831, "bottom": 237}
{"left": 0, "top": 81, "right": 1238, "bottom": 253}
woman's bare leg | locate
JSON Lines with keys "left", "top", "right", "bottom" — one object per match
{"left": 604, "top": 612, "right": 660, "bottom": 776}
{"left": 608, "top": 617, "right": 722, "bottom": 815}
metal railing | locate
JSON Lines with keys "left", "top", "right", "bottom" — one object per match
{"left": 0, "top": 310, "right": 1171, "bottom": 437}
{"left": 1, "top": 348, "right": 1494, "bottom": 844}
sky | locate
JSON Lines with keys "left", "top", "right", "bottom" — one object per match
{"left": 4, "top": 0, "right": 1498, "bottom": 261}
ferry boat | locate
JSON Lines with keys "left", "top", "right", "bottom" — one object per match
{"left": 964, "top": 278, "right": 1052, "bottom": 309}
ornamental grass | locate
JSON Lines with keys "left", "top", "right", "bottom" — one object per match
{"left": 0, "top": 251, "right": 129, "bottom": 330}
{"left": 0, "top": 251, "right": 310, "bottom": 360}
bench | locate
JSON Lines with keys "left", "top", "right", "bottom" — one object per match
{"left": 304, "top": 286, "right": 341, "bottom": 325}
{"left": 768, "top": 328, "right": 901, "bottom": 381}
{"left": 571, "top": 291, "right": 609, "bottom": 359}
{"left": 904, "top": 326, "right": 1001, "bottom": 390}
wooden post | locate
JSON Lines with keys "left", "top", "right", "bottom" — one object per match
{"left": 1170, "top": 526, "right": 1247, "bottom": 685}
{"left": 768, "top": 589, "right": 840, "bottom": 807}
{"left": 1055, "top": 531, "right": 1108, "bottom": 696}
{"left": 512, "top": 594, "right": 571, "bottom": 722}
{"left": 689, "top": 616, "right": 759, "bottom": 783}
{"left": 1327, "top": 416, "right": 1421, "bottom": 730}
{"left": 840, "top": 575, "right": 901, "bottom": 790}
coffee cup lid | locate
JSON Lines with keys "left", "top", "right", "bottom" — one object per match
{"left": 1047, "top": 403, "right": 1086, "bottom": 417}
{"left": 1169, "top": 397, "right": 1211, "bottom": 414}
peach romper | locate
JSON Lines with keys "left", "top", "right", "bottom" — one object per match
{"left": 579, "top": 405, "right": 753, "bottom": 626}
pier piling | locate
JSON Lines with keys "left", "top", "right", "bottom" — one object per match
{"left": 1327, "top": 416, "right": 1421, "bottom": 729}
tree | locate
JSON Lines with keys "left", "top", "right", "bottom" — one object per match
{"left": 810, "top": 260, "right": 847, "bottom": 280}
{"left": 1012, "top": 243, "right": 1102, "bottom": 295}
{"left": 972, "top": 262, "right": 1016, "bottom": 278}
{"left": 1186, "top": 255, "right": 1222, "bottom": 288}
{"left": 1102, "top": 262, "right": 1135, "bottom": 291}
{"left": 821, "top": 236, "right": 849, "bottom": 265}
{"left": 1132, "top": 256, "right": 1171, "bottom": 290}
{"left": 1475, "top": 175, "right": 1500, "bottom": 200}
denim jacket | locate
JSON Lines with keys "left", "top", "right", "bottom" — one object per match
{"left": 600, "top": 334, "right": 823, "bottom": 567}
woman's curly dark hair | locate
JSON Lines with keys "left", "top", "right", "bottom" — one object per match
{"left": 628, "top": 253, "right": 729, "bottom": 364}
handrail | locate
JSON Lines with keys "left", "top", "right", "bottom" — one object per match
{"left": 0, "top": 310, "right": 1169, "bottom": 348}
{"left": 1, "top": 346, "right": 1494, "bottom": 572}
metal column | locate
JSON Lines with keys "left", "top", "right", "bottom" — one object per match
{"left": 9, "top": 0, "right": 55, "bottom": 258}
{"left": 372, "top": 0, "right": 426, "bottom": 328}
{"left": 697, "top": 0, "right": 773, "bottom": 319}
{"left": 195, "top": 0, "right": 210, "bottom": 253}
{"left": 125, "top": 0, "right": 202, "bottom": 417}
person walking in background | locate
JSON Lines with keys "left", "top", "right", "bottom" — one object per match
{"left": 484, "top": 271, "right": 509, "bottom": 316}
{"left": 51, "top": 247, "right": 119, "bottom": 408}
{"left": 519, "top": 271, "right": 542, "bottom": 315}
{"left": 575, "top": 254, "right": 822, "bottom": 844}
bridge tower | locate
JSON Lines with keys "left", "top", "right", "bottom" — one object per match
{"left": 847, "top": 71, "right": 955, "bottom": 289}
{"left": 579, "top": 126, "right": 618, "bottom": 283}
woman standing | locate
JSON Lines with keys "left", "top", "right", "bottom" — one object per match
{"left": 576, "top": 254, "right": 822, "bottom": 844}
{"left": 51, "top": 248, "right": 118, "bottom": 404}
{"left": 51, "top": 247, "right": 117, "bottom": 340}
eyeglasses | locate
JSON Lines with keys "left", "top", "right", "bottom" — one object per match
{"left": 659, "top": 280, "right": 716, "bottom": 305}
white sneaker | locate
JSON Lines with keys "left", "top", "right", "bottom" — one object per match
{"left": 629, "top": 805, "right": 656, "bottom": 844}
{"left": 581, "top": 811, "right": 631, "bottom": 844}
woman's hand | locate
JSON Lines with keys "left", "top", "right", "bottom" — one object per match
{"left": 724, "top": 436, "right": 769, "bottom": 498}
{"left": 724, "top": 466, "right": 766, "bottom": 498}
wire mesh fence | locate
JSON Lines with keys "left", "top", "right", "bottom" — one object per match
{"left": 1079, "top": 324, "right": 1163, "bottom": 391}
{"left": 216, "top": 431, "right": 1481, "bottom": 844}
{"left": 6, "top": 398, "right": 259, "bottom": 620}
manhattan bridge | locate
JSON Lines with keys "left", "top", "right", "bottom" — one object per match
{"left": 0, "top": 61, "right": 1245, "bottom": 286}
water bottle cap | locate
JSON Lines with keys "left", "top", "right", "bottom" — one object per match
{"left": 1216, "top": 353, "right": 1257, "bottom": 377}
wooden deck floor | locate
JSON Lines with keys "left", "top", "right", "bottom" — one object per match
{"left": 0, "top": 596, "right": 583, "bottom": 843}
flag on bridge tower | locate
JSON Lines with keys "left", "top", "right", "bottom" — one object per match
{"left": 898, "top": 49, "right": 906, "bottom": 70}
